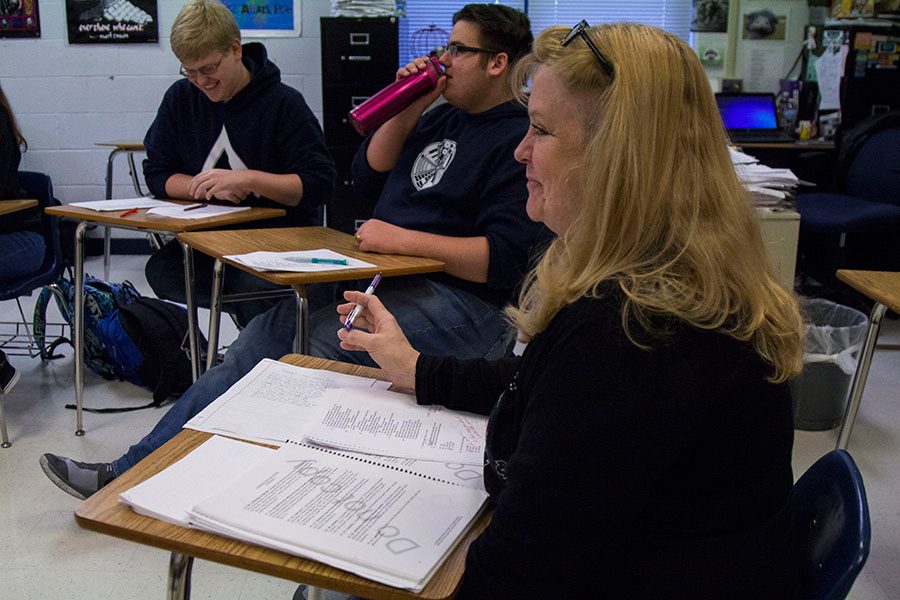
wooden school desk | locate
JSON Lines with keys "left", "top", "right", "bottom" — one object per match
{"left": 176, "top": 227, "right": 445, "bottom": 369}
{"left": 75, "top": 354, "right": 490, "bottom": 600}
{"left": 45, "top": 202, "right": 285, "bottom": 437}
{"left": 96, "top": 140, "right": 147, "bottom": 280}
{"left": 0, "top": 199, "right": 38, "bottom": 216}
{"left": 834, "top": 270, "right": 900, "bottom": 450}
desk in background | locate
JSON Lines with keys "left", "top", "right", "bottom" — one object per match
{"left": 177, "top": 227, "right": 445, "bottom": 369}
{"left": 96, "top": 141, "right": 147, "bottom": 280}
{"left": 0, "top": 199, "right": 38, "bottom": 216}
{"left": 739, "top": 141, "right": 837, "bottom": 193}
{"left": 757, "top": 209, "right": 800, "bottom": 290}
{"left": 834, "top": 270, "right": 900, "bottom": 451}
{"left": 75, "top": 354, "right": 489, "bottom": 600}
{"left": 45, "top": 202, "right": 285, "bottom": 437}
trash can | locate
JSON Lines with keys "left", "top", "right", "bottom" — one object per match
{"left": 790, "top": 298, "right": 868, "bottom": 430}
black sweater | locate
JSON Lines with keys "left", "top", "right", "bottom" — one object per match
{"left": 142, "top": 42, "right": 334, "bottom": 226}
{"left": 0, "top": 107, "right": 40, "bottom": 235}
{"left": 416, "top": 289, "right": 797, "bottom": 598}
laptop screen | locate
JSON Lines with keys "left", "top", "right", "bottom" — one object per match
{"left": 715, "top": 93, "right": 779, "bottom": 130}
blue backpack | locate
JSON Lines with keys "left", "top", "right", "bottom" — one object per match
{"left": 34, "top": 275, "right": 143, "bottom": 384}
{"left": 34, "top": 276, "right": 203, "bottom": 411}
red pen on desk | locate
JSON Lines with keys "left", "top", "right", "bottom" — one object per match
{"left": 119, "top": 207, "right": 138, "bottom": 218}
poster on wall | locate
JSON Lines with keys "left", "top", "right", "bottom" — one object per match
{"left": 742, "top": 10, "right": 786, "bottom": 41}
{"left": 0, "top": 0, "right": 41, "bottom": 38}
{"left": 691, "top": 0, "right": 729, "bottom": 33}
{"left": 66, "top": 0, "right": 158, "bottom": 43}
{"left": 700, "top": 45, "right": 725, "bottom": 66}
{"left": 222, "top": 0, "right": 301, "bottom": 37}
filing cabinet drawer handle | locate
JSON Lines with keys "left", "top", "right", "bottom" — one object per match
{"left": 342, "top": 55, "right": 372, "bottom": 62}
{"left": 349, "top": 33, "right": 370, "bottom": 45}
{"left": 350, "top": 96, "right": 370, "bottom": 107}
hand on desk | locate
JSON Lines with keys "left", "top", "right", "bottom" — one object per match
{"left": 189, "top": 169, "right": 251, "bottom": 203}
{"left": 336, "top": 291, "right": 419, "bottom": 392}
{"left": 353, "top": 219, "right": 409, "bottom": 254}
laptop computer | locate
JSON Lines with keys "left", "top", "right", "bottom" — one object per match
{"left": 715, "top": 93, "right": 795, "bottom": 143}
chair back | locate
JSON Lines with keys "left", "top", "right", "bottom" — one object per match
{"left": 845, "top": 127, "right": 900, "bottom": 206}
{"left": 792, "top": 449, "right": 871, "bottom": 600}
{"left": 0, "top": 171, "right": 63, "bottom": 300}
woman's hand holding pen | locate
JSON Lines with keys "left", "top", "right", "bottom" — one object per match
{"left": 337, "top": 291, "right": 419, "bottom": 391}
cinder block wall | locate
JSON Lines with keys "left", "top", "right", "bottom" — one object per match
{"left": 0, "top": 0, "right": 330, "bottom": 204}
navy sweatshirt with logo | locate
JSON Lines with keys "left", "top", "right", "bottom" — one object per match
{"left": 351, "top": 101, "right": 548, "bottom": 307}
{"left": 142, "top": 42, "right": 334, "bottom": 226}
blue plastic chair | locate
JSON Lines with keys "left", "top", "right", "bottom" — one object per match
{"left": 796, "top": 125, "right": 900, "bottom": 280}
{"left": 0, "top": 171, "right": 64, "bottom": 447}
{"left": 0, "top": 171, "right": 63, "bottom": 301}
{"left": 793, "top": 449, "right": 871, "bottom": 600}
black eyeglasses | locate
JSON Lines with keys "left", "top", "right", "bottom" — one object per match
{"left": 561, "top": 20, "right": 614, "bottom": 79}
{"left": 445, "top": 41, "right": 503, "bottom": 58}
{"left": 179, "top": 55, "right": 224, "bottom": 79}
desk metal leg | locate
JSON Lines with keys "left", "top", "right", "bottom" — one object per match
{"left": 307, "top": 586, "right": 326, "bottom": 600}
{"left": 103, "top": 227, "right": 112, "bottom": 281}
{"left": 179, "top": 241, "right": 201, "bottom": 382}
{"left": 836, "top": 302, "right": 888, "bottom": 450}
{"left": 74, "top": 221, "right": 88, "bottom": 436}
{"left": 207, "top": 260, "right": 225, "bottom": 371}
{"left": 167, "top": 552, "right": 193, "bottom": 600}
{"left": 126, "top": 151, "right": 145, "bottom": 197}
{"left": 292, "top": 285, "right": 308, "bottom": 355}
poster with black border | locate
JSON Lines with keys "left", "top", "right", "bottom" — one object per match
{"left": 0, "top": 0, "right": 41, "bottom": 38}
{"left": 66, "top": 0, "right": 158, "bottom": 43}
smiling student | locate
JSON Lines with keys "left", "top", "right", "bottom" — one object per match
{"left": 335, "top": 22, "right": 805, "bottom": 598}
{"left": 40, "top": 4, "right": 548, "bottom": 502}
{"left": 141, "top": 0, "right": 334, "bottom": 326}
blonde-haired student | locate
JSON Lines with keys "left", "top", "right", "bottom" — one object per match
{"left": 336, "top": 22, "right": 805, "bottom": 598}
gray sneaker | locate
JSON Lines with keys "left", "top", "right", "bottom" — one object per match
{"left": 39, "top": 453, "right": 117, "bottom": 500}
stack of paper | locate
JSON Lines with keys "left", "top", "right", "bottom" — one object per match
{"left": 330, "top": 0, "right": 402, "bottom": 17}
{"left": 120, "top": 359, "right": 492, "bottom": 591}
{"left": 730, "top": 147, "right": 801, "bottom": 208}
{"left": 69, "top": 198, "right": 171, "bottom": 211}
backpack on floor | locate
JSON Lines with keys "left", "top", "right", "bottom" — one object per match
{"left": 33, "top": 276, "right": 204, "bottom": 411}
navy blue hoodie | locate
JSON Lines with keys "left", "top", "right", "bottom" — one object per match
{"left": 143, "top": 42, "right": 334, "bottom": 225}
{"left": 352, "top": 101, "right": 549, "bottom": 306}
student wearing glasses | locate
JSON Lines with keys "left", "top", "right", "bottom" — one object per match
{"left": 335, "top": 22, "right": 804, "bottom": 597}
{"left": 40, "top": 4, "right": 547, "bottom": 500}
{"left": 141, "top": 0, "right": 334, "bottom": 327}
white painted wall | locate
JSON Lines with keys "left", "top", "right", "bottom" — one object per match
{"left": 0, "top": 0, "right": 331, "bottom": 203}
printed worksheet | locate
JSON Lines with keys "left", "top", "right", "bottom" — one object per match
{"left": 303, "top": 387, "right": 488, "bottom": 465}
{"left": 224, "top": 249, "right": 375, "bottom": 272}
{"left": 185, "top": 359, "right": 390, "bottom": 444}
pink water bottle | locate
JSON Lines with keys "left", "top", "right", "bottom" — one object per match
{"left": 348, "top": 56, "right": 444, "bottom": 136}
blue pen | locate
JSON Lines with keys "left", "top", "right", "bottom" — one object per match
{"left": 285, "top": 256, "right": 349, "bottom": 265}
{"left": 344, "top": 273, "right": 382, "bottom": 330}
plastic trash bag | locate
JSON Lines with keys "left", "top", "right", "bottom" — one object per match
{"left": 800, "top": 298, "right": 868, "bottom": 375}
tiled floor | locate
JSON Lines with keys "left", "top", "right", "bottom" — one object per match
{"left": 1, "top": 254, "right": 898, "bottom": 599}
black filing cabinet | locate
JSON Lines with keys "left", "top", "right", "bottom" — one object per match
{"left": 321, "top": 16, "right": 399, "bottom": 233}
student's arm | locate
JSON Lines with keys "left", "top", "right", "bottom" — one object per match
{"left": 185, "top": 169, "right": 302, "bottom": 205}
{"left": 365, "top": 58, "right": 446, "bottom": 173}
{"left": 355, "top": 220, "right": 489, "bottom": 282}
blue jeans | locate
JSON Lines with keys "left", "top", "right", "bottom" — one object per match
{"left": 0, "top": 231, "right": 45, "bottom": 283}
{"left": 112, "top": 276, "right": 512, "bottom": 474}
{"left": 146, "top": 239, "right": 287, "bottom": 328}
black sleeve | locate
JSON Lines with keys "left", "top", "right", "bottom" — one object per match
{"left": 455, "top": 322, "right": 704, "bottom": 597}
{"left": 350, "top": 135, "right": 389, "bottom": 205}
{"left": 276, "top": 93, "right": 334, "bottom": 211}
{"left": 415, "top": 355, "right": 520, "bottom": 415}
{"left": 476, "top": 144, "right": 548, "bottom": 291}
{"left": 142, "top": 87, "right": 181, "bottom": 198}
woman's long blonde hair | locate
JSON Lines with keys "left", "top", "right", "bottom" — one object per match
{"left": 505, "top": 23, "right": 804, "bottom": 382}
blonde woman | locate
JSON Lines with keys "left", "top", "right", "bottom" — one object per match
{"left": 340, "top": 22, "right": 805, "bottom": 597}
